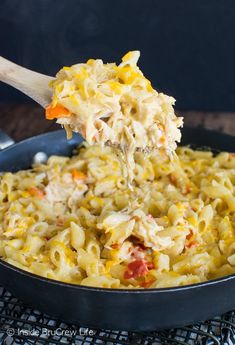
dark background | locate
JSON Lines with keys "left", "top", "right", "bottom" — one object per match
{"left": 1, "top": 0, "right": 235, "bottom": 111}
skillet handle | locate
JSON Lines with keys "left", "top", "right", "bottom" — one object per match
{"left": 0, "top": 129, "right": 15, "bottom": 150}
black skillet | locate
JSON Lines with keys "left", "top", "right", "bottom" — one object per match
{"left": 0, "top": 127, "right": 235, "bottom": 331}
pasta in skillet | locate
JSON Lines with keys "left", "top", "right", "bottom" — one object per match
{"left": 1, "top": 145, "right": 235, "bottom": 289}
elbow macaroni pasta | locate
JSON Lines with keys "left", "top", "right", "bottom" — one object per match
{"left": 1, "top": 144, "right": 235, "bottom": 288}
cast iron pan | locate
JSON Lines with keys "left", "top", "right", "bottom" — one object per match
{"left": 0, "top": 127, "right": 235, "bottom": 331}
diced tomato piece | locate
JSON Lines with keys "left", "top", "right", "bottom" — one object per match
{"left": 124, "top": 259, "right": 149, "bottom": 279}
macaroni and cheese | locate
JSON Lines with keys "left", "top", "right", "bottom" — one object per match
{"left": 1, "top": 145, "right": 235, "bottom": 289}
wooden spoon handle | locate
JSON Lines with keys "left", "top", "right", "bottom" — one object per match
{"left": 0, "top": 56, "right": 54, "bottom": 108}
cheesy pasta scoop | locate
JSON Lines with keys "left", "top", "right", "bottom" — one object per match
{"left": 45, "top": 51, "right": 183, "bottom": 180}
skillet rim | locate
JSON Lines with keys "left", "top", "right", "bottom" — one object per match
{"left": 1, "top": 127, "right": 235, "bottom": 294}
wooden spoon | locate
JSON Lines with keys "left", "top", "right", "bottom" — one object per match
{"left": 0, "top": 56, "right": 54, "bottom": 108}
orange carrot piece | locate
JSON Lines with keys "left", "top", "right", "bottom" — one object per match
{"left": 28, "top": 187, "right": 45, "bottom": 199}
{"left": 45, "top": 104, "right": 71, "bottom": 120}
{"left": 71, "top": 169, "right": 87, "bottom": 180}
